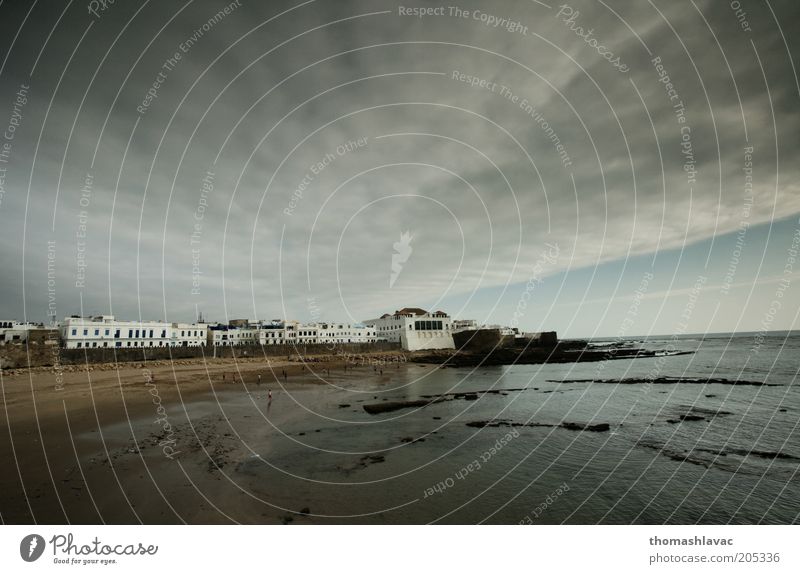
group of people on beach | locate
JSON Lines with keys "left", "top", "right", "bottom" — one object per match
{"left": 219, "top": 371, "right": 272, "bottom": 401}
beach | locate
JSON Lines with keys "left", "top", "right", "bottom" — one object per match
{"left": 1, "top": 335, "right": 798, "bottom": 524}
{"left": 0, "top": 352, "right": 407, "bottom": 524}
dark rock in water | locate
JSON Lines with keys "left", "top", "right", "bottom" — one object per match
{"left": 466, "top": 420, "right": 610, "bottom": 432}
{"left": 433, "top": 416, "right": 441, "bottom": 420}
{"left": 779, "top": 408, "right": 787, "bottom": 413}
{"left": 400, "top": 437, "right": 413, "bottom": 443}
{"left": 667, "top": 415, "right": 706, "bottom": 423}
{"left": 298, "top": 432, "right": 305, "bottom": 436}
{"left": 684, "top": 406, "right": 732, "bottom": 416}
{"left": 338, "top": 404, "right": 351, "bottom": 408}
{"left": 364, "top": 387, "right": 542, "bottom": 415}
{"left": 705, "top": 394, "right": 717, "bottom": 398}
{"left": 549, "top": 377, "right": 775, "bottom": 387}
{"left": 740, "top": 449, "right": 800, "bottom": 461}
{"left": 299, "top": 507, "right": 310, "bottom": 515}
{"left": 361, "top": 454, "right": 385, "bottom": 464}
{"left": 363, "top": 399, "right": 439, "bottom": 414}
{"left": 667, "top": 406, "right": 732, "bottom": 423}
{"left": 466, "top": 420, "right": 511, "bottom": 428}
{"left": 281, "top": 516, "right": 294, "bottom": 525}
{"left": 411, "top": 340, "right": 681, "bottom": 367}
{"left": 560, "top": 422, "right": 610, "bottom": 432}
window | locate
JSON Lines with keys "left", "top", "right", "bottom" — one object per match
{"left": 149, "top": 330, "right": 153, "bottom": 338}
{"left": 115, "top": 330, "right": 120, "bottom": 338}
{"left": 105, "top": 329, "right": 110, "bottom": 336}
{"left": 95, "top": 329, "right": 100, "bottom": 336}
{"left": 83, "top": 329, "right": 88, "bottom": 336}
{"left": 115, "top": 342, "right": 121, "bottom": 348}
{"left": 129, "top": 329, "right": 133, "bottom": 338}
{"left": 135, "top": 329, "right": 139, "bottom": 337}
{"left": 77, "top": 342, "right": 82, "bottom": 348}
{"left": 71, "top": 329, "right": 77, "bottom": 335}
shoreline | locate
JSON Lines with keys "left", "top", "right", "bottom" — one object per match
{"left": 0, "top": 353, "right": 413, "bottom": 524}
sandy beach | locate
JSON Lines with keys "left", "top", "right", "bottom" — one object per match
{"left": 0, "top": 352, "right": 408, "bottom": 524}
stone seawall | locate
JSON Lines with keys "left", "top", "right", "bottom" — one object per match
{"left": 0, "top": 341, "right": 401, "bottom": 369}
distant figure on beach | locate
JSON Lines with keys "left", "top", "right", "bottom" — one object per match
{"left": 282, "top": 369, "right": 287, "bottom": 380}
{"left": 268, "top": 390, "right": 272, "bottom": 401}
{"left": 257, "top": 374, "right": 262, "bottom": 385}
{"left": 222, "top": 373, "right": 225, "bottom": 381}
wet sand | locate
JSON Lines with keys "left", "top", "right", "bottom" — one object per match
{"left": 0, "top": 353, "right": 406, "bottom": 524}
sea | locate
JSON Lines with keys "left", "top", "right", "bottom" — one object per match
{"left": 182, "top": 332, "right": 800, "bottom": 524}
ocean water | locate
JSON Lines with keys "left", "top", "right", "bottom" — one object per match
{"left": 187, "top": 333, "right": 800, "bottom": 524}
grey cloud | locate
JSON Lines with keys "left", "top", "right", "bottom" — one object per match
{"left": 0, "top": 0, "right": 797, "bottom": 329}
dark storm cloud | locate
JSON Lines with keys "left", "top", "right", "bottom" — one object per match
{"left": 0, "top": 0, "right": 797, "bottom": 327}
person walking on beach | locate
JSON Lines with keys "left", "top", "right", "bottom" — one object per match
{"left": 268, "top": 390, "right": 273, "bottom": 402}
{"left": 257, "top": 374, "right": 262, "bottom": 386}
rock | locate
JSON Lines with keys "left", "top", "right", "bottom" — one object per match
{"left": 560, "top": 422, "right": 610, "bottom": 432}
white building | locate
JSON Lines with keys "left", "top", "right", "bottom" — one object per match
{"left": 208, "top": 325, "right": 255, "bottom": 346}
{"left": 258, "top": 323, "right": 289, "bottom": 345}
{"left": 169, "top": 323, "right": 208, "bottom": 347}
{"left": 300, "top": 322, "right": 377, "bottom": 344}
{"left": 451, "top": 319, "right": 478, "bottom": 332}
{"left": 60, "top": 316, "right": 207, "bottom": 349}
{"left": 208, "top": 320, "right": 376, "bottom": 346}
{"left": 0, "top": 320, "right": 42, "bottom": 345}
{"left": 364, "top": 308, "right": 454, "bottom": 351}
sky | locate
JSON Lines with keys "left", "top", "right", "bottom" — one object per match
{"left": 0, "top": 0, "right": 798, "bottom": 338}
